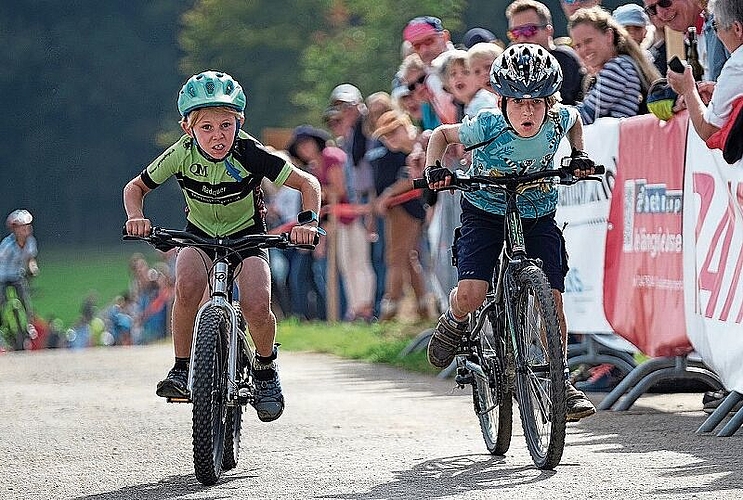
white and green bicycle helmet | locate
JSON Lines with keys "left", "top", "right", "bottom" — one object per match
{"left": 177, "top": 70, "right": 246, "bottom": 117}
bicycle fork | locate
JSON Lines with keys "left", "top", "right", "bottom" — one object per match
{"left": 184, "top": 261, "right": 246, "bottom": 405}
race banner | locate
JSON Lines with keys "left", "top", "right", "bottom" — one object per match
{"left": 604, "top": 113, "right": 691, "bottom": 357}
{"left": 555, "top": 118, "right": 619, "bottom": 333}
{"left": 683, "top": 129, "right": 743, "bottom": 393}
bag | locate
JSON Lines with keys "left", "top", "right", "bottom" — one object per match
{"left": 706, "top": 95, "right": 743, "bottom": 164}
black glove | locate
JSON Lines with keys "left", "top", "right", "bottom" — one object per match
{"left": 424, "top": 161, "right": 451, "bottom": 185}
{"left": 569, "top": 148, "right": 595, "bottom": 174}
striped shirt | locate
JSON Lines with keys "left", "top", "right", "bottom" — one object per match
{"left": 576, "top": 55, "right": 643, "bottom": 125}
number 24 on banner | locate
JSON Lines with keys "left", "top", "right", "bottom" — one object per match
{"left": 693, "top": 173, "right": 743, "bottom": 323}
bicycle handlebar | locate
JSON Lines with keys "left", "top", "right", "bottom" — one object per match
{"left": 123, "top": 226, "right": 319, "bottom": 252}
{"left": 412, "top": 163, "right": 605, "bottom": 191}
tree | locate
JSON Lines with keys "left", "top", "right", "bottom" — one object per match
{"left": 178, "top": 0, "right": 465, "bottom": 132}
{"left": 178, "top": 0, "right": 329, "bottom": 138}
{"left": 0, "top": 1, "right": 188, "bottom": 245}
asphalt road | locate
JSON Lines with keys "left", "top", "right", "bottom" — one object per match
{"left": 1, "top": 345, "right": 742, "bottom": 500}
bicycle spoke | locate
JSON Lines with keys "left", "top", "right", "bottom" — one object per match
{"left": 513, "top": 266, "right": 567, "bottom": 470}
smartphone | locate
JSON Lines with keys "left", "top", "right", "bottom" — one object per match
{"left": 668, "top": 56, "right": 685, "bottom": 74}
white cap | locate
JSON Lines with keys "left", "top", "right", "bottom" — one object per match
{"left": 330, "top": 83, "right": 362, "bottom": 104}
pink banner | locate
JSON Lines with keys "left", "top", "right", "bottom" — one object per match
{"left": 604, "top": 113, "right": 691, "bottom": 357}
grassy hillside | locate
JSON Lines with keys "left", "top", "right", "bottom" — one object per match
{"left": 32, "top": 244, "right": 157, "bottom": 326}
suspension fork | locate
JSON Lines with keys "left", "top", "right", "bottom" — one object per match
{"left": 186, "top": 260, "right": 242, "bottom": 401}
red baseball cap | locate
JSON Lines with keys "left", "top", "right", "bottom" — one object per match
{"left": 403, "top": 16, "right": 444, "bottom": 43}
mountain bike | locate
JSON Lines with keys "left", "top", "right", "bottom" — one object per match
{"left": 414, "top": 160, "right": 604, "bottom": 469}
{"left": 0, "top": 280, "right": 33, "bottom": 351}
{"left": 125, "top": 226, "right": 318, "bottom": 485}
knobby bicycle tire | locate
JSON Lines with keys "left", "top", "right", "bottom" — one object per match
{"left": 222, "top": 401, "right": 242, "bottom": 471}
{"left": 192, "top": 306, "right": 230, "bottom": 485}
{"left": 1, "top": 288, "right": 28, "bottom": 351}
{"left": 512, "top": 265, "right": 567, "bottom": 470}
{"left": 472, "top": 310, "right": 513, "bottom": 455}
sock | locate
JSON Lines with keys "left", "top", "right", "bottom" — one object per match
{"left": 174, "top": 357, "right": 189, "bottom": 370}
{"left": 255, "top": 344, "right": 279, "bottom": 366}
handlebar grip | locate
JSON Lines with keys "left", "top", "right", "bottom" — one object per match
{"left": 593, "top": 165, "right": 605, "bottom": 175}
{"left": 412, "top": 178, "right": 428, "bottom": 189}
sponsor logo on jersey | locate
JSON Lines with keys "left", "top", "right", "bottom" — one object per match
{"left": 189, "top": 163, "right": 208, "bottom": 177}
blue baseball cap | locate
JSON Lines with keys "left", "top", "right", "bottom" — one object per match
{"left": 613, "top": 4, "right": 650, "bottom": 28}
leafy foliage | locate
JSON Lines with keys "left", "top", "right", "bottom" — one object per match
{"left": 179, "top": 0, "right": 465, "bottom": 129}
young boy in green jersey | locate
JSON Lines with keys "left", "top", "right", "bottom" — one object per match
{"left": 123, "top": 71, "right": 323, "bottom": 422}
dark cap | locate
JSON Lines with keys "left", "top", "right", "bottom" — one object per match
{"left": 287, "top": 125, "right": 331, "bottom": 159}
{"left": 462, "top": 27, "right": 496, "bottom": 49}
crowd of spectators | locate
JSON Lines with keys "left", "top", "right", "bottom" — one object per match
{"left": 17, "top": 251, "right": 176, "bottom": 351}
{"left": 264, "top": 0, "right": 734, "bottom": 327}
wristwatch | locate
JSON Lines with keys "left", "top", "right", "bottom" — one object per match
{"left": 297, "top": 210, "right": 319, "bottom": 226}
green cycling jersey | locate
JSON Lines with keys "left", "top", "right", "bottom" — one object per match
{"left": 141, "top": 130, "right": 292, "bottom": 237}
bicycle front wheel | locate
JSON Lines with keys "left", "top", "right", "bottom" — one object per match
{"left": 191, "top": 306, "right": 230, "bottom": 485}
{"left": 472, "top": 310, "right": 513, "bottom": 455}
{"left": 512, "top": 266, "right": 566, "bottom": 470}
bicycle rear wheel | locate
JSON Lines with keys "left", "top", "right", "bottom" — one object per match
{"left": 472, "top": 310, "right": 513, "bottom": 455}
{"left": 512, "top": 266, "right": 566, "bottom": 470}
{"left": 192, "top": 306, "right": 230, "bottom": 485}
{"left": 222, "top": 405, "right": 242, "bottom": 471}
{"left": 222, "top": 338, "right": 248, "bottom": 471}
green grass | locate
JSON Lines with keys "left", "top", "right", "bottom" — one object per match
{"left": 30, "top": 246, "right": 439, "bottom": 375}
{"left": 32, "top": 245, "right": 156, "bottom": 326}
{"left": 276, "top": 318, "right": 438, "bottom": 374}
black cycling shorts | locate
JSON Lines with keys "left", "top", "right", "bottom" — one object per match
{"left": 184, "top": 222, "right": 270, "bottom": 266}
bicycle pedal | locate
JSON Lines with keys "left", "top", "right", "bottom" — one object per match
{"left": 237, "top": 387, "right": 254, "bottom": 406}
{"left": 166, "top": 396, "right": 191, "bottom": 404}
{"left": 455, "top": 373, "right": 474, "bottom": 385}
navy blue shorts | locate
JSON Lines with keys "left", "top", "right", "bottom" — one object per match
{"left": 454, "top": 199, "right": 568, "bottom": 292}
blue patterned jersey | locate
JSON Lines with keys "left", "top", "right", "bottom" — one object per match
{"left": 0, "top": 234, "right": 37, "bottom": 282}
{"left": 458, "top": 105, "right": 578, "bottom": 217}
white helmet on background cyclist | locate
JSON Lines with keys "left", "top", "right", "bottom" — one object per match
{"left": 6, "top": 209, "right": 33, "bottom": 229}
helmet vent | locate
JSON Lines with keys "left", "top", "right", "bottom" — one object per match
{"left": 187, "top": 84, "right": 197, "bottom": 98}
{"left": 225, "top": 82, "right": 234, "bottom": 95}
{"left": 205, "top": 81, "right": 216, "bottom": 95}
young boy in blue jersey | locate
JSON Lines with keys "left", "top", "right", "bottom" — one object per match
{"left": 123, "top": 71, "right": 323, "bottom": 422}
{"left": 423, "top": 44, "right": 597, "bottom": 421}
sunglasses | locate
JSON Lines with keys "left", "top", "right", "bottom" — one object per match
{"left": 507, "top": 24, "right": 547, "bottom": 41}
{"left": 411, "top": 35, "right": 440, "bottom": 51}
{"left": 407, "top": 74, "right": 426, "bottom": 92}
{"left": 644, "top": 0, "right": 673, "bottom": 17}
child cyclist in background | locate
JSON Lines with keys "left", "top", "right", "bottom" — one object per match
{"left": 123, "top": 70, "right": 323, "bottom": 423}
{"left": 0, "top": 209, "right": 39, "bottom": 348}
{"left": 423, "top": 44, "right": 597, "bottom": 421}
